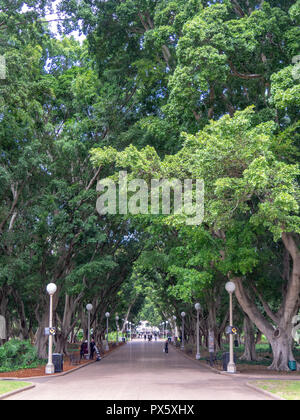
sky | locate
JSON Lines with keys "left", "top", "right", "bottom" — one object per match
{"left": 46, "top": 0, "right": 85, "bottom": 43}
{"left": 23, "top": 0, "right": 86, "bottom": 43}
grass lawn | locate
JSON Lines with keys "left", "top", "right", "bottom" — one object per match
{"left": 0, "top": 381, "right": 32, "bottom": 396}
{"left": 254, "top": 380, "right": 300, "bottom": 400}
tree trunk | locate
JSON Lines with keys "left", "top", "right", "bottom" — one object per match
{"left": 79, "top": 307, "right": 88, "bottom": 341}
{"left": 255, "top": 330, "right": 262, "bottom": 344}
{"left": 268, "top": 328, "right": 296, "bottom": 371}
{"left": 234, "top": 272, "right": 300, "bottom": 371}
{"left": 35, "top": 311, "right": 50, "bottom": 359}
{"left": 207, "top": 305, "right": 218, "bottom": 351}
{"left": 11, "top": 289, "right": 30, "bottom": 340}
{"left": 0, "top": 285, "right": 10, "bottom": 343}
{"left": 240, "top": 315, "right": 258, "bottom": 361}
{"left": 55, "top": 294, "right": 81, "bottom": 355}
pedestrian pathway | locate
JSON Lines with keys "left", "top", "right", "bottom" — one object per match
{"left": 6, "top": 340, "right": 271, "bottom": 400}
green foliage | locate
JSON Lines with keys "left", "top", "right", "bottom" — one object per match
{"left": 137, "top": 296, "right": 163, "bottom": 326}
{"left": 0, "top": 340, "right": 44, "bottom": 372}
{"left": 0, "top": 0, "right": 299, "bottom": 370}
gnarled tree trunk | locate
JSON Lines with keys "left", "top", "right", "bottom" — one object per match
{"left": 240, "top": 315, "right": 258, "bottom": 361}
{"left": 231, "top": 232, "right": 300, "bottom": 371}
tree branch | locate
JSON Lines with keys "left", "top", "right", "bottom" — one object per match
{"left": 250, "top": 283, "right": 279, "bottom": 325}
{"left": 228, "top": 60, "right": 263, "bottom": 80}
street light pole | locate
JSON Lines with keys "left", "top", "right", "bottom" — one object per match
{"left": 195, "top": 303, "right": 201, "bottom": 360}
{"left": 181, "top": 312, "right": 186, "bottom": 350}
{"left": 45, "top": 283, "right": 57, "bottom": 374}
{"left": 105, "top": 312, "right": 110, "bottom": 351}
{"left": 86, "top": 303, "right": 93, "bottom": 360}
{"left": 225, "top": 281, "right": 236, "bottom": 373}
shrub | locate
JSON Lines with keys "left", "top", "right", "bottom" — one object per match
{"left": 0, "top": 339, "right": 44, "bottom": 372}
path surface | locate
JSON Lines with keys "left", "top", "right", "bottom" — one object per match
{"left": 6, "top": 340, "right": 270, "bottom": 400}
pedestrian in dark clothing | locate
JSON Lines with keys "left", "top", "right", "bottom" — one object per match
{"left": 80, "top": 341, "right": 88, "bottom": 359}
{"left": 164, "top": 340, "right": 169, "bottom": 354}
{"left": 90, "top": 338, "right": 96, "bottom": 359}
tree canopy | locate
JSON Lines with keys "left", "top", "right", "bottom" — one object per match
{"left": 0, "top": 0, "right": 299, "bottom": 371}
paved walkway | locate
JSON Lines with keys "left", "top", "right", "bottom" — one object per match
{"left": 6, "top": 340, "right": 271, "bottom": 400}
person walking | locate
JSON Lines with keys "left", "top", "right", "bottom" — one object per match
{"left": 80, "top": 340, "right": 88, "bottom": 359}
{"left": 164, "top": 340, "right": 169, "bottom": 354}
{"left": 90, "top": 338, "right": 96, "bottom": 359}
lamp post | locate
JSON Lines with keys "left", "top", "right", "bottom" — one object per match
{"left": 162, "top": 322, "right": 165, "bottom": 339}
{"left": 181, "top": 312, "right": 186, "bottom": 350}
{"left": 116, "top": 315, "right": 119, "bottom": 346}
{"left": 105, "top": 312, "right": 110, "bottom": 351}
{"left": 225, "top": 281, "right": 236, "bottom": 373}
{"left": 45, "top": 283, "right": 57, "bottom": 374}
{"left": 86, "top": 303, "right": 93, "bottom": 359}
{"left": 195, "top": 303, "right": 201, "bottom": 360}
{"left": 165, "top": 320, "right": 169, "bottom": 339}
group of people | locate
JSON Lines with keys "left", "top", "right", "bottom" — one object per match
{"left": 140, "top": 332, "right": 169, "bottom": 353}
{"left": 79, "top": 334, "right": 170, "bottom": 360}
{"left": 80, "top": 338, "right": 101, "bottom": 361}
{"left": 142, "top": 333, "right": 158, "bottom": 341}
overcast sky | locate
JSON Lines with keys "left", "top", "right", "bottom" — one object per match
{"left": 48, "top": 0, "right": 86, "bottom": 43}
{"left": 23, "top": 0, "right": 86, "bottom": 43}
